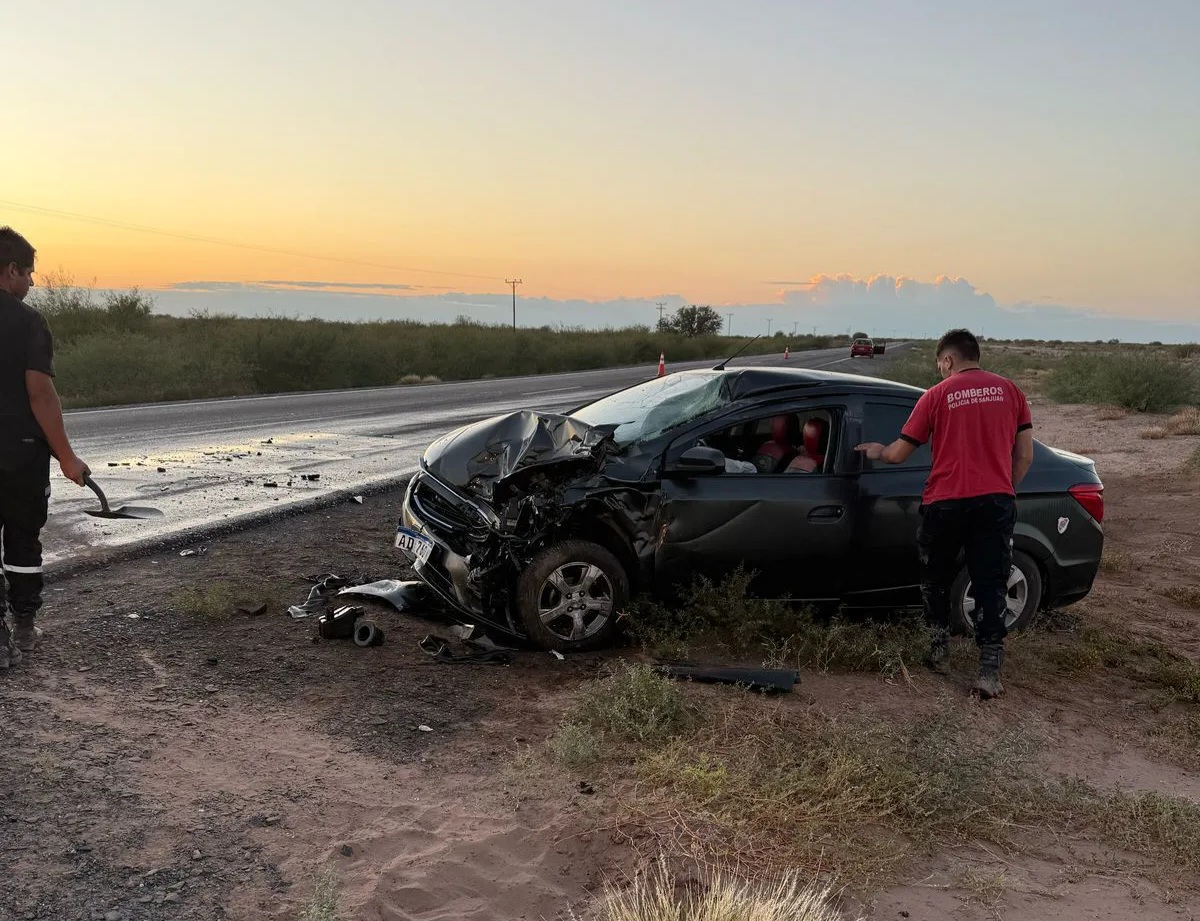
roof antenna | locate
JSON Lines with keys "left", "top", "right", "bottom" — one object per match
{"left": 713, "top": 334, "right": 761, "bottom": 371}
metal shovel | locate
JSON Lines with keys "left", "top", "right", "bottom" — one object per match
{"left": 83, "top": 475, "right": 165, "bottom": 520}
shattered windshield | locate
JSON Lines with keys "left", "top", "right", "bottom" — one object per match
{"left": 571, "top": 372, "right": 729, "bottom": 446}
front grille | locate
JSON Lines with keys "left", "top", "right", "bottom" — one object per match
{"left": 410, "top": 475, "right": 493, "bottom": 549}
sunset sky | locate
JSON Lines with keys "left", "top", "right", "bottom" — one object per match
{"left": 7, "top": 0, "right": 1197, "bottom": 331}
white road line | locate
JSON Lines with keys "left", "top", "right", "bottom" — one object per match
{"left": 522, "top": 387, "right": 584, "bottom": 396}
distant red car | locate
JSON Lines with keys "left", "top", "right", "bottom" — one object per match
{"left": 850, "top": 338, "right": 875, "bottom": 358}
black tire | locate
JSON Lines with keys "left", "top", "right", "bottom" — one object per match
{"left": 516, "top": 540, "right": 629, "bottom": 653}
{"left": 952, "top": 550, "right": 1043, "bottom": 635}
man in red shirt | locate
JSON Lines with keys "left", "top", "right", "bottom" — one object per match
{"left": 855, "top": 329, "right": 1034, "bottom": 699}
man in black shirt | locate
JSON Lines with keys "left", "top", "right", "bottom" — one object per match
{"left": 0, "top": 227, "right": 90, "bottom": 669}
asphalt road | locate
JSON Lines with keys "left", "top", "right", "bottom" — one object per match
{"left": 45, "top": 344, "right": 908, "bottom": 566}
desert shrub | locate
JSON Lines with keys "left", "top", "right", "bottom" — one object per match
{"left": 1048, "top": 353, "right": 1197, "bottom": 412}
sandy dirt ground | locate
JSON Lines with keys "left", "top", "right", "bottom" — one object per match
{"left": 2, "top": 403, "right": 1198, "bottom": 921}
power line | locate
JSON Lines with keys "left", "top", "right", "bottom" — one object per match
{"left": 506, "top": 278, "right": 523, "bottom": 329}
{"left": 0, "top": 198, "right": 500, "bottom": 284}
{"left": 656, "top": 301, "right": 668, "bottom": 325}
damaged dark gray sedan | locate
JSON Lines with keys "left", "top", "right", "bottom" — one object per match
{"left": 397, "top": 368, "right": 1105, "bottom": 651}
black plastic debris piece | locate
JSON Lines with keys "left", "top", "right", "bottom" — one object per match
{"left": 263, "top": 482, "right": 279, "bottom": 488}
{"left": 652, "top": 664, "right": 800, "bottom": 693}
{"left": 353, "top": 620, "right": 384, "bottom": 647}
{"left": 317, "top": 605, "right": 363, "bottom": 639}
{"left": 235, "top": 602, "right": 268, "bottom": 617}
{"left": 300, "top": 473, "right": 321, "bottom": 482}
{"left": 418, "top": 634, "right": 512, "bottom": 665}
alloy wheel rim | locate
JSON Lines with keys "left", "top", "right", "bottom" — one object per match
{"left": 537, "top": 562, "right": 614, "bottom": 642}
{"left": 962, "top": 566, "right": 1029, "bottom": 629}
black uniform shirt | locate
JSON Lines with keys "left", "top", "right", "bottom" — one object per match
{"left": 0, "top": 289, "right": 54, "bottom": 467}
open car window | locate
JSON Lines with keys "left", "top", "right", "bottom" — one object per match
{"left": 690, "top": 408, "right": 839, "bottom": 475}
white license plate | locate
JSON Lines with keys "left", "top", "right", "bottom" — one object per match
{"left": 394, "top": 527, "right": 434, "bottom": 566}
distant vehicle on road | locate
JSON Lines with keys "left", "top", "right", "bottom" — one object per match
{"left": 851, "top": 338, "right": 876, "bottom": 358}
{"left": 395, "top": 367, "right": 1105, "bottom": 652}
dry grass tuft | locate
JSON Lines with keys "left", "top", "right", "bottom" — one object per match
{"left": 300, "top": 870, "right": 341, "bottom": 921}
{"left": 1166, "top": 407, "right": 1200, "bottom": 436}
{"left": 1164, "top": 585, "right": 1200, "bottom": 609}
{"left": 1096, "top": 405, "right": 1129, "bottom": 421}
{"left": 1141, "top": 427, "right": 1168, "bottom": 440}
{"left": 576, "top": 856, "right": 853, "bottom": 921}
{"left": 1099, "top": 546, "right": 1130, "bottom": 574}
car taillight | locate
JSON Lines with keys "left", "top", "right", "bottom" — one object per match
{"left": 1069, "top": 483, "right": 1104, "bottom": 523}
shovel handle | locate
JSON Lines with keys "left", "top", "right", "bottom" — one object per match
{"left": 83, "top": 475, "right": 112, "bottom": 513}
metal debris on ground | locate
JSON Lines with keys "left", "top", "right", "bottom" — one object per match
{"left": 353, "top": 620, "right": 384, "bottom": 647}
{"left": 179, "top": 547, "right": 207, "bottom": 558}
{"left": 652, "top": 664, "right": 800, "bottom": 693}
{"left": 287, "top": 585, "right": 329, "bottom": 619}
{"left": 550, "top": 650, "right": 566, "bottom": 661}
{"left": 352, "top": 495, "right": 364, "bottom": 504}
{"left": 337, "top": 579, "right": 432, "bottom": 613}
{"left": 418, "top": 634, "right": 512, "bottom": 665}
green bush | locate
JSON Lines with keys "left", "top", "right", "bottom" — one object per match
{"left": 1048, "top": 353, "right": 1198, "bottom": 412}
{"left": 41, "top": 300, "right": 810, "bottom": 408}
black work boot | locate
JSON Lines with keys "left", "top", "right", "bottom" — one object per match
{"left": 926, "top": 629, "right": 951, "bottom": 672}
{"left": 972, "top": 643, "right": 1005, "bottom": 699}
{"left": 12, "top": 617, "right": 41, "bottom": 654}
{"left": 0, "top": 623, "right": 21, "bottom": 670}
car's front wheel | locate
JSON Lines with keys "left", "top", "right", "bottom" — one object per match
{"left": 952, "top": 550, "right": 1043, "bottom": 634}
{"left": 516, "top": 540, "right": 629, "bottom": 652}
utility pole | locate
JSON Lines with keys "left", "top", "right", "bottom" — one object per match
{"left": 726, "top": 313, "right": 733, "bottom": 336}
{"left": 766, "top": 317, "right": 774, "bottom": 337}
{"left": 792, "top": 321, "right": 799, "bottom": 335}
{"left": 656, "top": 301, "right": 668, "bottom": 327}
{"left": 505, "top": 278, "right": 522, "bottom": 330}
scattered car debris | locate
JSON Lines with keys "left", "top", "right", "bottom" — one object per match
{"left": 417, "top": 725, "right": 434, "bottom": 732}
{"left": 550, "top": 650, "right": 566, "bottom": 661}
{"left": 157, "top": 467, "right": 166, "bottom": 473}
{"left": 353, "top": 620, "right": 384, "bottom": 647}
{"left": 653, "top": 664, "right": 800, "bottom": 693}
{"left": 317, "top": 605, "right": 364, "bottom": 639}
{"left": 337, "top": 579, "right": 432, "bottom": 613}
{"left": 352, "top": 495, "right": 364, "bottom": 504}
{"left": 418, "top": 634, "right": 512, "bottom": 665}
{"left": 288, "top": 585, "right": 330, "bottom": 619}
{"left": 234, "top": 602, "right": 268, "bottom": 617}
{"left": 300, "top": 473, "right": 321, "bottom": 482}
{"left": 179, "top": 547, "right": 207, "bottom": 558}
{"left": 263, "top": 482, "right": 279, "bottom": 489}
{"left": 262, "top": 438, "right": 274, "bottom": 445}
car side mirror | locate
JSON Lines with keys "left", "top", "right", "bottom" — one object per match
{"left": 664, "top": 446, "right": 727, "bottom": 477}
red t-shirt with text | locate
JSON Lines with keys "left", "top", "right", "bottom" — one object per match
{"left": 901, "top": 369, "right": 1032, "bottom": 504}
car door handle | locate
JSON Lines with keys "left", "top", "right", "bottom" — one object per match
{"left": 808, "top": 505, "right": 844, "bottom": 521}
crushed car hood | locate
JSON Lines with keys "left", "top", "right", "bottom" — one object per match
{"left": 421, "top": 410, "right": 616, "bottom": 500}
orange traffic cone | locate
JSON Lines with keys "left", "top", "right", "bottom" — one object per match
{"left": 657, "top": 352, "right": 666, "bottom": 377}
{"left": 784, "top": 346, "right": 790, "bottom": 360}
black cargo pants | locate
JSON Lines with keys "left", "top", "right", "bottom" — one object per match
{"left": 917, "top": 493, "right": 1016, "bottom": 647}
{"left": 0, "top": 447, "right": 52, "bottom": 623}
